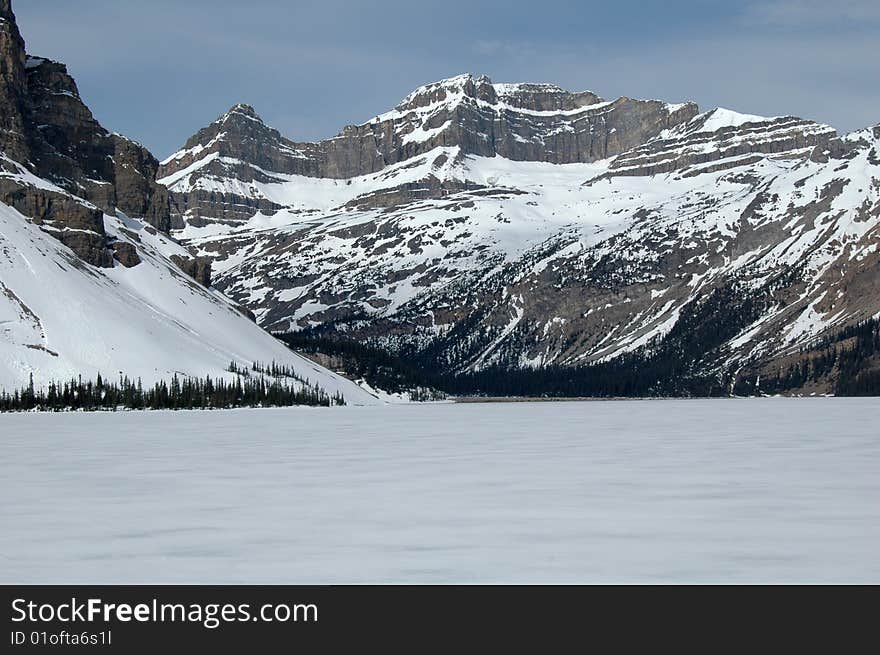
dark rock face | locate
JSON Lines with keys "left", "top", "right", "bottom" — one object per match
{"left": 112, "top": 241, "right": 141, "bottom": 268}
{"left": 171, "top": 254, "right": 212, "bottom": 287}
{"left": 164, "top": 80, "right": 699, "bottom": 179}
{"left": 0, "top": 173, "right": 114, "bottom": 267}
{"left": 0, "top": 0, "right": 171, "bottom": 266}
{"left": 0, "top": 177, "right": 104, "bottom": 233}
{"left": 348, "top": 76, "right": 697, "bottom": 169}
{"left": 0, "top": 0, "right": 29, "bottom": 163}
{"left": 23, "top": 57, "right": 172, "bottom": 231}
{"left": 110, "top": 135, "right": 171, "bottom": 233}
{"left": 168, "top": 182, "right": 286, "bottom": 227}
{"left": 158, "top": 75, "right": 699, "bottom": 223}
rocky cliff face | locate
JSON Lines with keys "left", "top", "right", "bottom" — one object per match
{"left": 159, "top": 74, "right": 698, "bottom": 225}
{"left": 367, "top": 75, "right": 698, "bottom": 166}
{"left": 0, "top": 0, "right": 28, "bottom": 164}
{"left": 605, "top": 108, "right": 836, "bottom": 178}
{"left": 0, "top": 1, "right": 170, "bottom": 266}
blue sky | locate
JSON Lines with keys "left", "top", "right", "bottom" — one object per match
{"left": 14, "top": 0, "right": 880, "bottom": 158}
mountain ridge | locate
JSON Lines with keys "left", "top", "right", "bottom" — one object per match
{"left": 157, "top": 73, "right": 699, "bottom": 225}
{"left": 159, "top": 74, "right": 879, "bottom": 394}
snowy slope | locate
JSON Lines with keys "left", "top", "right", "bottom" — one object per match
{"left": 171, "top": 147, "right": 618, "bottom": 323}
{"left": 0, "top": 0, "right": 380, "bottom": 403}
{"left": 0, "top": 201, "right": 378, "bottom": 403}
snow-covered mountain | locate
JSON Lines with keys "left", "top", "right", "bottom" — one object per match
{"left": 0, "top": 0, "right": 376, "bottom": 403}
{"left": 159, "top": 73, "right": 880, "bottom": 389}
{"left": 158, "top": 76, "right": 697, "bottom": 224}
{"left": 3, "top": 0, "right": 878, "bottom": 396}
{"left": 0, "top": 198, "right": 372, "bottom": 401}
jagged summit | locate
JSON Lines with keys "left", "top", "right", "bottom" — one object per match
{"left": 158, "top": 74, "right": 700, "bottom": 224}
{"left": 379, "top": 73, "right": 610, "bottom": 122}
{"left": 218, "top": 103, "right": 263, "bottom": 123}
{"left": 389, "top": 73, "right": 603, "bottom": 113}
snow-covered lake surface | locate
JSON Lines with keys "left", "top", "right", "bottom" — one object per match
{"left": 2, "top": 398, "right": 878, "bottom": 583}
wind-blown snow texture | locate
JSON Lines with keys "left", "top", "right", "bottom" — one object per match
{"left": 2, "top": 399, "right": 878, "bottom": 583}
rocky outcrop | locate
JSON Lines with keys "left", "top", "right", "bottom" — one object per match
{"left": 171, "top": 254, "right": 212, "bottom": 287}
{"left": 23, "top": 56, "right": 171, "bottom": 231}
{"left": 112, "top": 241, "right": 141, "bottom": 268}
{"left": 159, "top": 75, "right": 699, "bottom": 224}
{"left": 606, "top": 110, "right": 836, "bottom": 178}
{"left": 0, "top": 0, "right": 170, "bottom": 265}
{"left": 236, "top": 304, "right": 257, "bottom": 322}
{"left": 0, "top": 178, "right": 102, "bottom": 232}
{"left": 110, "top": 135, "right": 172, "bottom": 233}
{"left": 168, "top": 184, "right": 286, "bottom": 228}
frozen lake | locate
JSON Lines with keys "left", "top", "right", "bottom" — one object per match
{"left": 1, "top": 398, "right": 878, "bottom": 583}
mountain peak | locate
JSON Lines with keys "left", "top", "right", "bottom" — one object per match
{"left": 422, "top": 72, "right": 484, "bottom": 88}
{"left": 693, "top": 107, "right": 774, "bottom": 133}
{"left": 380, "top": 73, "right": 608, "bottom": 123}
{"left": 394, "top": 73, "right": 492, "bottom": 109}
{"left": 160, "top": 74, "right": 700, "bottom": 203}
{"left": 219, "top": 103, "right": 263, "bottom": 124}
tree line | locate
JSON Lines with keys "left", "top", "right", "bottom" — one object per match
{"left": 280, "top": 281, "right": 771, "bottom": 398}
{"left": 0, "top": 364, "right": 344, "bottom": 413}
{"left": 280, "top": 279, "right": 880, "bottom": 398}
{"left": 735, "top": 316, "right": 880, "bottom": 396}
{"left": 278, "top": 332, "right": 447, "bottom": 400}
